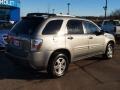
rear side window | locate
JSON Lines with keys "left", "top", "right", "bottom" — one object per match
{"left": 67, "top": 20, "right": 84, "bottom": 34}
{"left": 11, "top": 17, "right": 44, "bottom": 35}
{"left": 42, "top": 20, "right": 63, "bottom": 35}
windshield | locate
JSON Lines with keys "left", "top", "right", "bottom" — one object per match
{"left": 0, "top": 21, "right": 13, "bottom": 30}
{"left": 114, "top": 21, "right": 120, "bottom": 25}
{"left": 11, "top": 17, "right": 44, "bottom": 35}
{"left": 104, "top": 21, "right": 120, "bottom": 26}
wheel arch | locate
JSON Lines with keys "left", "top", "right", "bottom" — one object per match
{"left": 48, "top": 49, "right": 71, "bottom": 65}
{"left": 103, "top": 40, "right": 115, "bottom": 59}
{"left": 108, "top": 40, "right": 115, "bottom": 47}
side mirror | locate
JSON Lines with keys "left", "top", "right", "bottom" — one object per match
{"left": 94, "top": 30, "right": 104, "bottom": 36}
{"left": 100, "top": 30, "right": 105, "bottom": 34}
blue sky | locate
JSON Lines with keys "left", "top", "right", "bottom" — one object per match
{"left": 21, "top": 0, "right": 120, "bottom": 16}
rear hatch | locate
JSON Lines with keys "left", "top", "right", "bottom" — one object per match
{"left": 7, "top": 17, "right": 45, "bottom": 56}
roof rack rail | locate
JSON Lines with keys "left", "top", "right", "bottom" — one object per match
{"left": 56, "top": 14, "right": 75, "bottom": 17}
{"left": 27, "top": 13, "right": 56, "bottom": 17}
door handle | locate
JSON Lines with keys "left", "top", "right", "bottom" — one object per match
{"left": 89, "top": 36, "right": 93, "bottom": 39}
{"left": 68, "top": 36, "right": 73, "bottom": 40}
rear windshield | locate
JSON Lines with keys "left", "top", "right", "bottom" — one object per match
{"left": 11, "top": 17, "right": 44, "bottom": 35}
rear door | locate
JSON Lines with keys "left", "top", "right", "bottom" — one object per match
{"left": 83, "top": 21, "right": 105, "bottom": 54}
{"left": 65, "top": 20, "right": 89, "bottom": 61}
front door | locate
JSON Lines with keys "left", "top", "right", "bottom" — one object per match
{"left": 65, "top": 20, "right": 89, "bottom": 61}
{"left": 83, "top": 21, "right": 105, "bottom": 54}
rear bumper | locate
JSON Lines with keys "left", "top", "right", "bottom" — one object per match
{"left": 5, "top": 52, "right": 31, "bottom": 68}
{"left": 5, "top": 48, "right": 52, "bottom": 70}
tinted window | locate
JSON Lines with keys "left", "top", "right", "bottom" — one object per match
{"left": 11, "top": 17, "right": 44, "bottom": 35}
{"left": 83, "top": 21, "right": 99, "bottom": 34}
{"left": 114, "top": 21, "right": 120, "bottom": 25}
{"left": 42, "top": 20, "right": 63, "bottom": 35}
{"left": 104, "top": 21, "right": 114, "bottom": 26}
{"left": 67, "top": 20, "right": 84, "bottom": 34}
{"left": 104, "top": 21, "right": 120, "bottom": 26}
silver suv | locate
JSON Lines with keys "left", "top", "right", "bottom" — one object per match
{"left": 6, "top": 13, "right": 115, "bottom": 77}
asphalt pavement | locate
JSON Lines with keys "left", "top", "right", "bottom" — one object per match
{"left": 0, "top": 43, "right": 120, "bottom": 90}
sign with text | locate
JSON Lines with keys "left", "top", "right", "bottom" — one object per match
{"left": 0, "top": 0, "right": 20, "bottom": 7}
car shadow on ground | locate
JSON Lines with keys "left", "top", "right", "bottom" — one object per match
{"left": 0, "top": 52, "right": 52, "bottom": 80}
{"left": 0, "top": 67, "right": 51, "bottom": 80}
{"left": 0, "top": 41, "right": 120, "bottom": 81}
{"left": 0, "top": 66, "right": 51, "bottom": 80}
{"left": 0, "top": 51, "right": 105, "bottom": 80}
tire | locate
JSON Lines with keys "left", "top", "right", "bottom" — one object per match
{"left": 47, "top": 52, "right": 69, "bottom": 78}
{"left": 103, "top": 43, "right": 114, "bottom": 59}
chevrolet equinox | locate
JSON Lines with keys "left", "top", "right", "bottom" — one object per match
{"left": 6, "top": 13, "right": 115, "bottom": 77}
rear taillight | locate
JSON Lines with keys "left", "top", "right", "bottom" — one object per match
{"left": 31, "top": 39, "right": 43, "bottom": 51}
{"left": 2, "top": 34, "right": 8, "bottom": 44}
{"left": 6, "top": 35, "right": 14, "bottom": 44}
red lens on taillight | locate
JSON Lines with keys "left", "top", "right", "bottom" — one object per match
{"left": 2, "top": 34, "right": 8, "bottom": 44}
{"left": 7, "top": 35, "right": 14, "bottom": 43}
{"left": 31, "top": 39, "right": 43, "bottom": 51}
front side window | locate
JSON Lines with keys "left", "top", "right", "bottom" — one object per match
{"left": 83, "top": 21, "right": 100, "bottom": 34}
{"left": 42, "top": 20, "right": 63, "bottom": 35}
{"left": 67, "top": 20, "right": 84, "bottom": 34}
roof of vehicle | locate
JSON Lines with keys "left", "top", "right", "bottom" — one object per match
{"left": 25, "top": 13, "right": 90, "bottom": 22}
